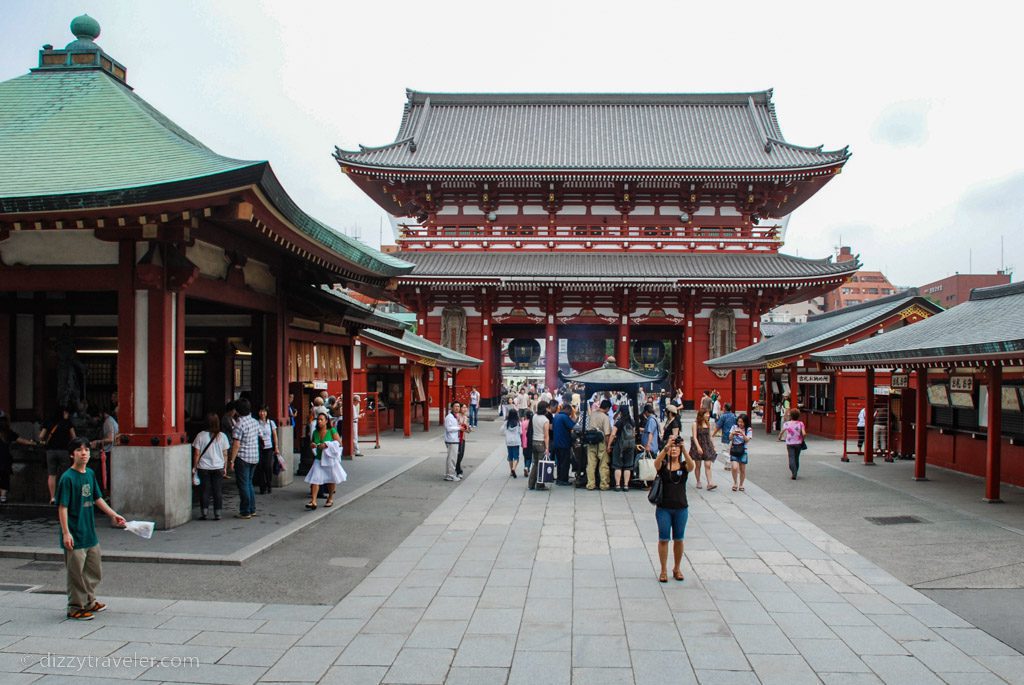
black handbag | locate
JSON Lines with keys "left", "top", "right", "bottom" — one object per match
{"left": 584, "top": 429, "right": 604, "bottom": 445}
{"left": 799, "top": 440, "right": 808, "bottom": 452}
{"left": 729, "top": 442, "right": 745, "bottom": 458}
{"left": 647, "top": 474, "right": 664, "bottom": 506}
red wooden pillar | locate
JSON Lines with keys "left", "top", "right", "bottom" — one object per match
{"left": 423, "top": 366, "right": 430, "bottom": 432}
{"left": 616, "top": 307, "right": 630, "bottom": 370}
{"left": 764, "top": 367, "right": 774, "bottom": 434}
{"left": 914, "top": 368, "right": 928, "bottom": 481}
{"left": 789, "top": 365, "right": 799, "bottom": 414}
{"left": 144, "top": 288, "right": 180, "bottom": 436}
{"left": 683, "top": 301, "right": 696, "bottom": 405}
{"left": 479, "top": 303, "right": 493, "bottom": 404}
{"left": 864, "top": 368, "right": 876, "bottom": 464}
{"left": 174, "top": 290, "right": 185, "bottom": 435}
{"left": 730, "top": 371, "right": 738, "bottom": 410}
{"left": 438, "top": 366, "right": 447, "bottom": 424}
{"left": 545, "top": 318, "right": 558, "bottom": 390}
{"left": 744, "top": 369, "right": 753, "bottom": 418}
{"left": 984, "top": 367, "right": 1003, "bottom": 502}
{"left": 402, "top": 362, "right": 412, "bottom": 438}
{"left": 341, "top": 344, "right": 355, "bottom": 458}
{"left": 265, "top": 302, "right": 287, "bottom": 426}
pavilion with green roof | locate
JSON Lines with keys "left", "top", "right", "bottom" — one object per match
{"left": 0, "top": 16, "right": 418, "bottom": 527}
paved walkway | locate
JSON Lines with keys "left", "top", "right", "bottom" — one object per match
{"left": 2, "top": 435, "right": 1023, "bottom": 683}
{"left": 0, "top": 434, "right": 435, "bottom": 565}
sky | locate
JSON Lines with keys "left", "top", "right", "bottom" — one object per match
{"left": 3, "top": 0, "right": 1021, "bottom": 287}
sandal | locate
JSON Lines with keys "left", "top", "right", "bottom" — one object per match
{"left": 324, "top": 497, "right": 334, "bottom": 508}
{"left": 304, "top": 502, "right": 317, "bottom": 510}
{"left": 673, "top": 570, "right": 684, "bottom": 581}
{"left": 658, "top": 572, "right": 668, "bottom": 583}
{"left": 732, "top": 485, "right": 738, "bottom": 491}
{"left": 706, "top": 484, "right": 718, "bottom": 491}
{"left": 695, "top": 483, "right": 703, "bottom": 489}
{"left": 739, "top": 486, "right": 745, "bottom": 491}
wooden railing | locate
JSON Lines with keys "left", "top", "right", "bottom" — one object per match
{"left": 397, "top": 224, "right": 783, "bottom": 250}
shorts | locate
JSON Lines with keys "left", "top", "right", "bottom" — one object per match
{"left": 46, "top": 450, "right": 68, "bottom": 476}
{"left": 655, "top": 507, "right": 689, "bottom": 542}
{"left": 729, "top": 450, "right": 749, "bottom": 465}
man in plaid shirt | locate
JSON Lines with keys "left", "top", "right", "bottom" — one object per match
{"left": 228, "top": 398, "right": 260, "bottom": 519}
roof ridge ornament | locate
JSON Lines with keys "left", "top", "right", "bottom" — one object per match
{"left": 34, "top": 14, "right": 129, "bottom": 85}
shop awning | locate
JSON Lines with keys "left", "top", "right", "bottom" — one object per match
{"left": 359, "top": 328, "right": 482, "bottom": 369}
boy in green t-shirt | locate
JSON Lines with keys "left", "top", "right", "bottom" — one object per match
{"left": 57, "top": 437, "right": 125, "bottom": 620}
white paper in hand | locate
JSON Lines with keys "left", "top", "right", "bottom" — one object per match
{"left": 124, "top": 520, "right": 155, "bottom": 539}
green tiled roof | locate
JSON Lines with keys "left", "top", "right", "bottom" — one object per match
{"left": 0, "top": 69, "right": 258, "bottom": 198}
{"left": 0, "top": 68, "right": 413, "bottom": 277}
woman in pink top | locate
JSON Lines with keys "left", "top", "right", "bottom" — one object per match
{"left": 778, "top": 409, "right": 806, "bottom": 480}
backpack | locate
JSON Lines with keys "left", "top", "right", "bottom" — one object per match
{"left": 617, "top": 421, "right": 636, "bottom": 453}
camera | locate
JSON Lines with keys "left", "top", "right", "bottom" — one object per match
{"left": 674, "top": 436, "right": 684, "bottom": 445}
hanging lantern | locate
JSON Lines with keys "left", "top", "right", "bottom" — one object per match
{"left": 567, "top": 338, "right": 606, "bottom": 372}
{"left": 632, "top": 340, "right": 665, "bottom": 370}
{"left": 507, "top": 338, "right": 541, "bottom": 369}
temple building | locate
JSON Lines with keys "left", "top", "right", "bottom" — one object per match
{"left": 336, "top": 90, "right": 858, "bottom": 408}
{"left": 0, "top": 17, "right": 422, "bottom": 526}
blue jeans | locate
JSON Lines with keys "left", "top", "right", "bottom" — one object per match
{"left": 469, "top": 405, "right": 478, "bottom": 427}
{"left": 522, "top": 444, "right": 534, "bottom": 470}
{"left": 655, "top": 507, "right": 689, "bottom": 541}
{"left": 234, "top": 460, "right": 257, "bottom": 515}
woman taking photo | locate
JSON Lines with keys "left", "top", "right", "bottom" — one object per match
{"left": 780, "top": 409, "right": 807, "bottom": 480}
{"left": 304, "top": 412, "right": 343, "bottom": 509}
{"left": 728, "top": 414, "right": 752, "bottom": 492}
{"left": 191, "top": 412, "right": 230, "bottom": 520}
{"left": 610, "top": 405, "right": 636, "bottom": 492}
{"left": 255, "top": 405, "right": 279, "bottom": 495}
{"left": 501, "top": 408, "right": 521, "bottom": 478}
{"left": 653, "top": 436, "right": 695, "bottom": 582}
{"left": 690, "top": 409, "right": 718, "bottom": 490}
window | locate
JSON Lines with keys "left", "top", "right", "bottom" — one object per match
{"left": 800, "top": 379, "right": 835, "bottom": 412}
{"left": 932, "top": 383, "right": 1024, "bottom": 437}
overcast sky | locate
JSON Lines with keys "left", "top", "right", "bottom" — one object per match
{"left": 4, "top": 0, "right": 1020, "bottom": 287}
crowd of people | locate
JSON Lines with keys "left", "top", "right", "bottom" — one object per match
{"left": 443, "top": 380, "right": 813, "bottom": 582}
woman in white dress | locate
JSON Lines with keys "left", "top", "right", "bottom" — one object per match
{"left": 304, "top": 412, "right": 346, "bottom": 510}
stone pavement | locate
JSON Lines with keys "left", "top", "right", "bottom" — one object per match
{"left": 2, "top": 432, "right": 1023, "bottom": 684}
{"left": 0, "top": 435, "right": 434, "bottom": 565}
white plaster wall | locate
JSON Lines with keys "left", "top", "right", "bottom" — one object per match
{"left": 0, "top": 230, "right": 118, "bottom": 266}
{"left": 243, "top": 259, "right": 276, "bottom": 295}
{"left": 186, "top": 240, "right": 228, "bottom": 279}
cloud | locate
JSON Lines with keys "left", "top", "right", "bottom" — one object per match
{"left": 871, "top": 100, "right": 931, "bottom": 147}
